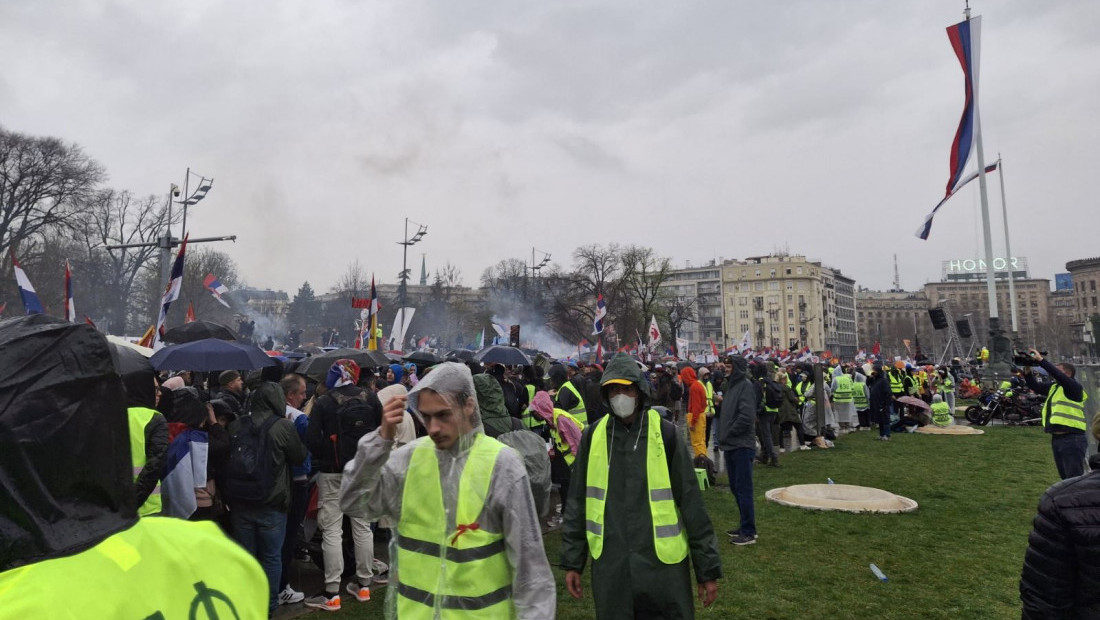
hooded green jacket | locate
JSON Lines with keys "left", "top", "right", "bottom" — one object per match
{"left": 228, "top": 382, "right": 307, "bottom": 512}
{"left": 560, "top": 353, "right": 722, "bottom": 618}
{"left": 474, "top": 373, "right": 523, "bottom": 438}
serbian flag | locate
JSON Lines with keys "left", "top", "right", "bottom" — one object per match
{"left": 153, "top": 236, "right": 188, "bottom": 351}
{"left": 203, "top": 273, "right": 231, "bottom": 308}
{"left": 137, "top": 324, "right": 156, "bottom": 349}
{"left": 10, "top": 252, "right": 44, "bottom": 315}
{"left": 592, "top": 294, "right": 606, "bottom": 336}
{"left": 185, "top": 302, "right": 196, "bottom": 323}
{"left": 917, "top": 15, "right": 984, "bottom": 240}
{"left": 916, "top": 161, "right": 998, "bottom": 240}
{"left": 648, "top": 315, "right": 661, "bottom": 346}
{"left": 64, "top": 260, "right": 75, "bottom": 322}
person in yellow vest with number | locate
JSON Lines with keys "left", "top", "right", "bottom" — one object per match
{"left": 1022, "top": 349, "right": 1090, "bottom": 480}
{"left": 560, "top": 353, "right": 721, "bottom": 618}
{"left": 930, "top": 394, "right": 954, "bottom": 427}
{"left": 0, "top": 315, "right": 268, "bottom": 619}
{"left": 339, "top": 362, "right": 556, "bottom": 619}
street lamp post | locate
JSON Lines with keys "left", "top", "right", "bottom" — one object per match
{"left": 397, "top": 218, "right": 427, "bottom": 351}
{"left": 526, "top": 248, "right": 551, "bottom": 301}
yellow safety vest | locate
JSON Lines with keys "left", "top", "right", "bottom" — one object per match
{"left": 888, "top": 371, "right": 905, "bottom": 395}
{"left": 520, "top": 385, "right": 546, "bottom": 431}
{"left": 1043, "top": 385, "right": 1089, "bottom": 432}
{"left": 852, "top": 382, "right": 869, "bottom": 409}
{"left": 585, "top": 409, "right": 689, "bottom": 565}
{"left": 833, "top": 375, "right": 853, "bottom": 403}
{"left": 557, "top": 380, "right": 587, "bottom": 420}
{"left": 551, "top": 408, "right": 586, "bottom": 466}
{"left": 938, "top": 376, "right": 954, "bottom": 394}
{"left": 931, "top": 401, "right": 952, "bottom": 427}
{"left": 396, "top": 435, "right": 514, "bottom": 619}
{"left": 794, "top": 381, "right": 807, "bottom": 406}
{"left": 0, "top": 517, "right": 267, "bottom": 618}
{"left": 127, "top": 406, "right": 162, "bottom": 517}
{"left": 703, "top": 380, "right": 715, "bottom": 416}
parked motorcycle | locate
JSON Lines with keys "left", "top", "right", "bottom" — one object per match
{"left": 964, "top": 388, "right": 1043, "bottom": 426}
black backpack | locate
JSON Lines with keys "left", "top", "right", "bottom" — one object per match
{"left": 224, "top": 414, "right": 279, "bottom": 504}
{"left": 764, "top": 380, "right": 783, "bottom": 409}
{"left": 331, "top": 389, "right": 376, "bottom": 466}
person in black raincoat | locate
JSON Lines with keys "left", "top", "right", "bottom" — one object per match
{"left": 561, "top": 353, "right": 722, "bottom": 618}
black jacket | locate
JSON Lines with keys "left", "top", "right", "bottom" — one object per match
{"left": 1020, "top": 453, "right": 1100, "bottom": 618}
{"left": 1025, "top": 360, "right": 1086, "bottom": 435}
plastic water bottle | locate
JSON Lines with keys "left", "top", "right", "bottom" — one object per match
{"left": 870, "top": 563, "right": 888, "bottom": 582}
{"left": 827, "top": 478, "right": 834, "bottom": 485}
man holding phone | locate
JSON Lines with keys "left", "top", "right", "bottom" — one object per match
{"left": 1023, "top": 348, "right": 1090, "bottom": 480}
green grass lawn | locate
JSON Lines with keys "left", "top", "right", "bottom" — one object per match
{"left": 322, "top": 426, "right": 1057, "bottom": 619}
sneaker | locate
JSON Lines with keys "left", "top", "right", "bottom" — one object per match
{"left": 278, "top": 585, "right": 304, "bottom": 605}
{"left": 346, "top": 582, "right": 371, "bottom": 602}
{"left": 798, "top": 445, "right": 811, "bottom": 451}
{"left": 304, "top": 593, "right": 341, "bottom": 612}
{"left": 371, "top": 574, "right": 389, "bottom": 587}
{"left": 730, "top": 533, "right": 757, "bottom": 546}
{"left": 726, "top": 528, "right": 740, "bottom": 537}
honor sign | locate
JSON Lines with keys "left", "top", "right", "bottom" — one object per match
{"left": 941, "top": 257, "right": 1029, "bottom": 281}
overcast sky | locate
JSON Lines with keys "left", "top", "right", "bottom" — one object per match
{"left": 2, "top": 0, "right": 1097, "bottom": 297}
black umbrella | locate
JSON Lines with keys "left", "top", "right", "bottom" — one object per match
{"left": 108, "top": 342, "right": 154, "bottom": 377}
{"left": 403, "top": 350, "right": 443, "bottom": 365}
{"left": 150, "top": 338, "right": 276, "bottom": 371}
{"left": 445, "top": 349, "right": 475, "bottom": 362}
{"left": 163, "top": 321, "right": 237, "bottom": 344}
{"left": 474, "top": 345, "right": 533, "bottom": 366}
{"left": 296, "top": 348, "right": 391, "bottom": 381}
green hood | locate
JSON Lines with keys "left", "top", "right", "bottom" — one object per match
{"left": 249, "top": 381, "right": 286, "bottom": 421}
{"left": 598, "top": 353, "right": 653, "bottom": 409}
{"left": 473, "top": 373, "right": 512, "bottom": 436}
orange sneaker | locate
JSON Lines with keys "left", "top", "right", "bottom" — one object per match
{"left": 304, "top": 593, "right": 341, "bottom": 611}
{"left": 346, "top": 582, "right": 371, "bottom": 602}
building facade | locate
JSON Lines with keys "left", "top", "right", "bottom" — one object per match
{"left": 1066, "top": 257, "right": 1100, "bottom": 357}
{"left": 855, "top": 289, "right": 933, "bottom": 361}
{"left": 658, "top": 263, "right": 724, "bottom": 352}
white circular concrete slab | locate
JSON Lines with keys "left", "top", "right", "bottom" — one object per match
{"left": 915, "top": 425, "right": 984, "bottom": 435}
{"left": 765, "top": 483, "right": 918, "bottom": 514}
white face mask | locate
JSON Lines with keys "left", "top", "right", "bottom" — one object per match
{"left": 609, "top": 394, "right": 636, "bottom": 419}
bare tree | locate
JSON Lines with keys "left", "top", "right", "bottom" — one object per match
{"left": 621, "top": 245, "right": 673, "bottom": 331}
{"left": 0, "top": 126, "right": 104, "bottom": 261}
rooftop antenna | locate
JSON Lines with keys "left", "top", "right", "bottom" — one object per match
{"left": 892, "top": 254, "right": 902, "bottom": 292}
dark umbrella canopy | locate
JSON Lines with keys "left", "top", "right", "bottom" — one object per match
{"left": 446, "top": 349, "right": 475, "bottom": 362}
{"left": 404, "top": 350, "right": 443, "bottom": 365}
{"left": 163, "top": 321, "right": 237, "bottom": 344}
{"left": 474, "top": 345, "right": 533, "bottom": 366}
{"left": 150, "top": 338, "right": 276, "bottom": 372}
{"left": 108, "top": 342, "right": 154, "bottom": 377}
{"left": 296, "top": 348, "right": 390, "bottom": 381}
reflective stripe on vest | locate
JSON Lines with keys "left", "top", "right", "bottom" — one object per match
{"left": 551, "top": 409, "right": 586, "bottom": 466}
{"left": 396, "top": 435, "right": 514, "bottom": 619}
{"left": 889, "top": 372, "right": 905, "bottom": 395}
{"left": 520, "top": 385, "right": 546, "bottom": 430}
{"left": 558, "top": 381, "right": 587, "bottom": 419}
{"left": 793, "top": 381, "right": 807, "bottom": 405}
{"left": 833, "top": 375, "right": 853, "bottom": 403}
{"left": 931, "top": 402, "right": 952, "bottom": 427}
{"left": 127, "top": 406, "right": 162, "bottom": 517}
{"left": 0, "top": 517, "right": 269, "bottom": 619}
{"left": 852, "top": 383, "right": 869, "bottom": 409}
{"left": 585, "top": 409, "right": 689, "bottom": 565}
{"left": 703, "top": 381, "right": 715, "bottom": 415}
{"left": 1043, "top": 385, "right": 1089, "bottom": 432}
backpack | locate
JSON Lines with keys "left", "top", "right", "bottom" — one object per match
{"left": 331, "top": 389, "right": 376, "bottom": 466}
{"left": 224, "top": 414, "right": 279, "bottom": 504}
{"left": 764, "top": 380, "right": 784, "bottom": 409}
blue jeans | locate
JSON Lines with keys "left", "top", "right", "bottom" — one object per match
{"left": 232, "top": 504, "right": 287, "bottom": 614}
{"left": 1051, "top": 433, "right": 1087, "bottom": 480}
{"left": 724, "top": 448, "right": 756, "bottom": 537}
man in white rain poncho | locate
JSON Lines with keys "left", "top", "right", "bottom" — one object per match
{"left": 339, "top": 362, "right": 555, "bottom": 619}
{"left": 830, "top": 366, "right": 857, "bottom": 431}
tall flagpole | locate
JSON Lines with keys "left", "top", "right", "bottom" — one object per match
{"left": 996, "top": 154, "right": 1019, "bottom": 334}
{"left": 966, "top": 7, "right": 1002, "bottom": 345}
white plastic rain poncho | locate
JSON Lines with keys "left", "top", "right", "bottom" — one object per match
{"left": 830, "top": 366, "right": 858, "bottom": 427}
{"left": 339, "top": 362, "right": 555, "bottom": 619}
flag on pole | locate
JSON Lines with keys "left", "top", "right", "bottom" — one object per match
{"left": 185, "top": 302, "right": 196, "bottom": 323}
{"left": 738, "top": 330, "right": 751, "bottom": 354}
{"left": 595, "top": 338, "right": 603, "bottom": 361}
{"left": 872, "top": 341, "right": 881, "bottom": 356}
{"left": 917, "top": 15, "right": 983, "bottom": 240}
{"left": 137, "top": 324, "right": 156, "bottom": 349}
{"left": 709, "top": 339, "right": 719, "bottom": 357}
{"left": 916, "top": 161, "right": 999, "bottom": 239}
{"left": 84, "top": 316, "right": 97, "bottom": 329}
{"left": 153, "top": 236, "right": 188, "bottom": 351}
{"left": 203, "top": 273, "right": 231, "bottom": 308}
{"left": 10, "top": 252, "right": 44, "bottom": 315}
{"left": 366, "top": 275, "right": 380, "bottom": 350}
{"left": 592, "top": 294, "right": 606, "bottom": 336}
{"left": 64, "top": 260, "right": 75, "bottom": 322}
{"left": 476, "top": 328, "right": 485, "bottom": 349}
{"left": 648, "top": 315, "right": 661, "bottom": 347}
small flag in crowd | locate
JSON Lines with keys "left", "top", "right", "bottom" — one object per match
{"left": 64, "top": 260, "right": 75, "bottom": 322}
{"left": 592, "top": 294, "right": 606, "bottom": 336}
{"left": 203, "top": 273, "right": 231, "bottom": 308}
{"left": 872, "top": 341, "right": 881, "bottom": 356}
{"left": 153, "top": 236, "right": 188, "bottom": 351}
{"left": 648, "top": 315, "right": 661, "bottom": 346}
{"left": 185, "top": 302, "right": 196, "bottom": 323}
{"left": 10, "top": 251, "right": 44, "bottom": 315}
{"left": 84, "top": 316, "right": 97, "bottom": 329}
{"left": 366, "top": 275, "right": 380, "bottom": 351}
{"left": 709, "top": 339, "right": 719, "bottom": 357}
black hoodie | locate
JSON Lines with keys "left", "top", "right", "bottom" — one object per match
{"left": 0, "top": 315, "right": 137, "bottom": 571}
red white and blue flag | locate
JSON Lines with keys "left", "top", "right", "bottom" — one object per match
{"left": 592, "top": 294, "right": 606, "bottom": 336}
{"left": 10, "top": 252, "right": 44, "bottom": 315}
{"left": 203, "top": 273, "right": 231, "bottom": 308}
{"left": 917, "top": 160, "right": 998, "bottom": 240}
{"left": 918, "top": 15, "right": 985, "bottom": 240}
{"left": 64, "top": 260, "right": 76, "bottom": 322}
{"left": 153, "top": 236, "right": 188, "bottom": 351}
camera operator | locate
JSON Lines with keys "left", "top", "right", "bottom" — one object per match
{"left": 1022, "top": 348, "right": 1090, "bottom": 480}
